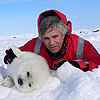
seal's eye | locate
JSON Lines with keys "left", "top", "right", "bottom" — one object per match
{"left": 29, "top": 83, "right": 31, "bottom": 87}
{"left": 18, "top": 78, "right": 23, "bottom": 86}
{"left": 27, "top": 72, "right": 30, "bottom": 77}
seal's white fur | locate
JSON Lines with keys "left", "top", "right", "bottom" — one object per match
{"left": 3, "top": 47, "right": 50, "bottom": 92}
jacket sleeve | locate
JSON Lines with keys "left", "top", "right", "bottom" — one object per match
{"left": 72, "top": 40, "right": 100, "bottom": 71}
{"left": 19, "top": 38, "right": 38, "bottom": 52}
{"left": 83, "top": 40, "right": 100, "bottom": 70}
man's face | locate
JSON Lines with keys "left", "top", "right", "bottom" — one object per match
{"left": 42, "top": 27, "right": 65, "bottom": 53}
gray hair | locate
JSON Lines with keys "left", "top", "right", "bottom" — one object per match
{"left": 38, "top": 16, "right": 69, "bottom": 40}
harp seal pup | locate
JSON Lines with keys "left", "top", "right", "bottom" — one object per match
{"left": 2, "top": 46, "right": 50, "bottom": 92}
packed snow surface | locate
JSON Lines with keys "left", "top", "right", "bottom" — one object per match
{"left": 0, "top": 28, "right": 100, "bottom": 100}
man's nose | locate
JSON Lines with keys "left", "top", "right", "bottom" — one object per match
{"left": 49, "top": 39, "right": 54, "bottom": 45}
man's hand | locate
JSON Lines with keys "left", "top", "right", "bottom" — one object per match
{"left": 69, "top": 60, "right": 89, "bottom": 72}
{"left": 5, "top": 48, "right": 17, "bottom": 64}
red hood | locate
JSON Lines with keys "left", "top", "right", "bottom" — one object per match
{"left": 37, "top": 9, "right": 72, "bottom": 34}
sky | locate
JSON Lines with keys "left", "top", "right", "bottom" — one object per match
{"left": 0, "top": 0, "right": 100, "bottom": 36}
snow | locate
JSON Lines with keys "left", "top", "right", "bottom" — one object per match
{"left": 0, "top": 28, "right": 100, "bottom": 100}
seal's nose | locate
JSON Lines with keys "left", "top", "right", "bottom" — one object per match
{"left": 18, "top": 78, "right": 23, "bottom": 86}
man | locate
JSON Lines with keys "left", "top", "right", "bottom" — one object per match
{"left": 4, "top": 9, "right": 100, "bottom": 72}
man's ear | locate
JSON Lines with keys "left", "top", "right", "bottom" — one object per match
{"left": 64, "top": 34, "right": 66, "bottom": 37}
{"left": 62, "top": 34, "right": 65, "bottom": 40}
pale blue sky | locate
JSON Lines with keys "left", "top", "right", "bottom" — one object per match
{"left": 0, "top": 0, "right": 100, "bottom": 36}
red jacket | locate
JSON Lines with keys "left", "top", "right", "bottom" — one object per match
{"left": 19, "top": 33, "right": 100, "bottom": 71}
{"left": 5, "top": 10, "right": 100, "bottom": 71}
